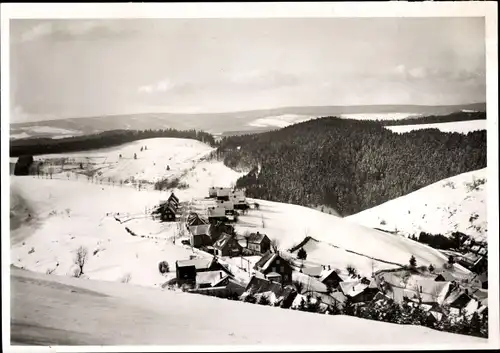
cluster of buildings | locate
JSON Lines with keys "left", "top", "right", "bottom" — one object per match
{"left": 371, "top": 267, "right": 489, "bottom": 322}
{"left": 206, "top": 187, "right": 250, "bottom": 222}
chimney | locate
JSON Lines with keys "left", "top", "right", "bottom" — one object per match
{"left": 220, "top": 272, "right": 223, "bottom": 279}
{"left": 328, "top": 265, "right": 331, "bottom": 270}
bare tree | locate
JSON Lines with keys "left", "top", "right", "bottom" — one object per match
{"left": 74, "top": 246, "right": 89, "bottom": 277}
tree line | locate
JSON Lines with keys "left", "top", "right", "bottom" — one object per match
{"left": 10, "top": 128, "right": 216, "bottom": 157}
{"left": 381, "top": 111, "right": 486, "bottom": 126}
{"left": 217, "top": 115, "right": 486, "bottom": 216}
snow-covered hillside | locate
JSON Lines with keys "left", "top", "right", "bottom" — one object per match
{"left": 33, "top": 138, "right": 226, "bottom": 185}
{"left": 385, "top": 120, "right": 486, "bottom": 134}
{"left": 247, "top": 114, "right": 317, "bottom": 128}
{"left": 10, "top": 137, "right": 472, "bottom": 292}
{"left": 340, "top": 112, "right": 423, "bottom": 121}
{"left": 347, "top": 169, "right": 487, "bottom": 242}
{"left": 227, "top": 199, "right": 470, "bottom": 276}
{"left": 11, "top": 268, "right": 487, "bottom": 347}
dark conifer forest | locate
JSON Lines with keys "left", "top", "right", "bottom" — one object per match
{"left": 10, "top": 128, "right": 216, "bottom": 157}
{"left": 217, "top": 116, "right": 486, "bottom": 216}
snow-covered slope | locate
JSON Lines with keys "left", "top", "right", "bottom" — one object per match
{"left": 10, "top": 267, "right": 488, "bottom": 347}
{"left": 229, "top": 199, "right": 470, "bottom": 277}
{"left": 340, "top": 112, "right": 423, "bottom": 121}
{"left": 385, "top": 120, "right": 486, "bottom": 134}
{"left": 347, "top": 169, "right": 487, "bottom": 242}
{"left": 10, "top": 137, "right": 472, "bottom": 290}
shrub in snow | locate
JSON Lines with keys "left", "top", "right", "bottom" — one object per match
{"left": 158, "top": 261, "right": 170, "bottom": 274}
{"left": 428, "top": 264, "right": 435, "bottom": 272}
{"left": 380, "top": 219, "right": 387, "bottom": 226}
{"left": 28, "top": 247, "right": 35, "bottom": 254}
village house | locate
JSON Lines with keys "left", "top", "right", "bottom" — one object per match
{"left": 246, "top": 232, "right": 271, "bottom": 254}
{"left": 188, "top": 224, "right": 212, "bottom": 248}
{"left": 187, "top": 213, "right": 209, "bottom": 227}
{"left": 175, "top": 257, "right": 231, "bottom": 284}
{"left": 213, "top": 233, "right": 242, "bottom": 257}
{"left": 216, "top": 187, "right": 231, "bottom": 201}
{"left": 168, "top": 193, "right": 180, "bottom": 209}
{"left": 339, "top": 280, "right": 379, "bottom": 303}
{"left": 434, "top": 271, "right": 457, "bottom": 282}
{"left": 230, "top": 190, "right": 249, "bottom": 210}
{"left": 316, "top": 266, "right": 344, "bottom": 290}
{"left": 195, "top": 270, "right": 230, "bottom": 289}
{"left": 254, "top": 251, "right": 293, "bottom": 285}
{"left": 207, "top": 206, "right": 228, "bottom": 223}
{"left": 244, "top": 276, "right": 297, "bottom": 308}
{"left": 215, "top": 199, "right": 235, "bottom": 214}
{"left": 153, "top": 201, "right": 177, "bottom": 222}
{"left": 208, "top": 187, "right": 218, "bottom": 198}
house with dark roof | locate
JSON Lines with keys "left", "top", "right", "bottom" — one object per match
{"left": 187, "top": 213, "right": 209, "bottom": 227}
{"left": 338, "top": 281, "right": 379, "bottom": 303}
{"left": 245, "top": 276, "right": 297, "bottom": 308}
{"left": 254, "top": 251, "right": 293, "bottom": 285}
{"left": 319, "top": 268, "right": 344, "bottom": 290}
{"left": 213, "top": 233, "right": 242, "bottom": 257}
{"left": 188, "top": 224, "right": 212, "bottom": 248}
{"left": 434, "top": 271, "right": 456, "bottom": 282}
{"left": 175, "top": 257, "right": 230, "bottom": 284}
{"left": 246, "top": 232, "right": 271, "bottom": 254}
{"left": 168, "top": 193, "right": 180, "bottom": 209}
{"left": 153, "top": 201, "right": 177, "bottom": 222}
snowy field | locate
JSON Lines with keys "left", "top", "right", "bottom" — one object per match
{"left": 247, "top": 114, "right": 317, "bottom": 128}
{"left": 385, "top": 120, "right": 486, "bottom": 134}
{"left": 10, "top": 267, "right": 488, "bottom": 347}
{"left": 339, "top": 112, "right": 423, "bottom": 121}
{"left": 347, "top": 169, "right": 487, "bottom": 243}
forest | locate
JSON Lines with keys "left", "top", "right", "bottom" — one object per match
{"left": 9, "top": 128, "right": 216, "bottom": 157}
{"left": 217, "top": 115, "right": 486, "bottom": 216}
{"left": 381, "top": 111, "right": 486, "bottom": 126}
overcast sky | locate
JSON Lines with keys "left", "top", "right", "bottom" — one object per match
{"left": 10, "top": 17, "right": 486, "bottom": 123}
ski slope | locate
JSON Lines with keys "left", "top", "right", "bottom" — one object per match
{"left": 10, "top": 267, "right": 488, "bottom": 347}
{"left": 385, "top": 120, "right": 486, "bottom": 134}
{"left": 347, "top": 169, "right": 487, "bottom": 242}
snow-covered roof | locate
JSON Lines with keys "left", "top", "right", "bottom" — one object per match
{"left": 302, "top": 266, "right": 323, "bottom": 278}
{"left": 196, "top": 270, "right": 228, "bottom": 286}
{"left": 177, "top": 257, "right": 213, "bottom": 270}
{"left": 213, "top": 233, "right": 237, "bottom": 250}
{"left": 189, "top": 224, "right": 211, "bottom": 236}
{"left": 254, "top": 251, "right": 279, "bottom": 272}
{"left": 339, "top": 281, "right": 368, "bottom": 297}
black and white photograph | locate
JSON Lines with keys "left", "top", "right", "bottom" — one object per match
{"left": 1, "top": 2, "right": 498, "bottom": 351}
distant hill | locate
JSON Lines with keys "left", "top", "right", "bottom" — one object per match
{"left": 10, "top": 103, "right": 486, "bottom": 140}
